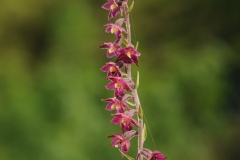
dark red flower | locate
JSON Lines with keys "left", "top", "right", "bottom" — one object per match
{"left": 137, "top": 148, "right": 167, "bottom": 160}
{"left": 149, "top": 151, "right": 167, "bottom": 160}
{"left": 116, "top": 46, "right": 141, "bottom": 66}
{"left": 104, "top": 23, "right": 126, "bottom": 39}
{"left": 100, "top": 62, "right": 122, "bottom": 78}
{"left": 99, "top": 42, "right": 121, "bottom": 58}
{"left": 102, "top": 97, "right": 130, "bottom": 113}
{"left": 111, "top": 113, "right": 139, "bottom": 132}
{"left": 108, "top": 130, "right": 137, "bottom": 153}
{"left": 108, "top": 134, "right": 130, "bottom": 153}
{"left": 102, "top": 0, "right": 122, "bottom": 20}
{"left": 105, "top": 77, "right": 132, "bottom": 97}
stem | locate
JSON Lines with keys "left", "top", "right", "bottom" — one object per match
{"left": 124, "top": 3, "right": 131, "bottom": 45}
{"left": 123, "top": 2, "right": 143, "bottom": 160}
{"left": 133, "top": 89, "right": 143, "bottom": 160}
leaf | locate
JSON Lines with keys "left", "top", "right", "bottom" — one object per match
{"left": 128, "top": 1, "right": 134, "bottom": 13}
{"left": 118, "top": 149, "right": 135, "bottom": 160}
{"left": 138, "top": 104, "right": 143, "bottom": 120}
{"left": 123, "top": 73, "right": 127, "bottom": 77}
{"left": 142, "top": 123, "right": 147, "bottom": 142}
{"left": 135, "top": 41, "right": 139, "bottom": 50}
{"left": 135, "top": 71, "right": 139, "bottom": 89}
{"left": 122, "top": 35, "right": 128, "bottom": 46}
{"left": 126, "top": 100, "right": 135, "bottom": 106}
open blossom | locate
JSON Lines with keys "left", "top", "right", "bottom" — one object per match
{"left": 108, "top": 134, "right": 130, "bottom": 153}
{"left": 102, "top": 0, "right": 122, "bottom": 20}
{"left": 108, "top": 130, "right": 137, "bottom": 153}
{"left": 99, "top": 42, "right": 121, "bottom": 58}
{"left": 116, "top": 46, "right": 141, "bottom": 66}
{"left": 102, "top": 97, "right": 130, "bottom": 113}
{"left": 111, "top": 113, "right": 139, "bottom": 132}
{"left": 105, "top": 77, "right": 132, "bottom": 97}
{"left": 100, "top": 62, "right": 122, "bottom": 78}
{"left": 138, "top": 148, "right": 167, "bottom": 160}
{"left": 104, "top": 23, "right": 126, "bottom": 39}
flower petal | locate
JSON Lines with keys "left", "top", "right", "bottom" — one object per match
{"left": 106, "top": 81, "right": 116, "bottom": 90}
{"left": 102, "top": 2, "right": 112, "bottom": 10}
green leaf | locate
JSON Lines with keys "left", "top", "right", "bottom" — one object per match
{"left": 128, "top": 1, "right": 134, "bottom": 13}
{"left": 122, "top": 35, "right": 128, "bottom": 46}
{"left": 142, "top": 123, "right": 147, "bottom": 142}
{"left": 118, "top": 149, "right": 135, "bottom": 160}
{"left": 122, "top": 72, "right": 127, "bottom": 77}
{"left": 135, "top": 71, "right": 139, "bottom": 89}
{"left": 138, "top": 104, "right": 143, "bottom": 120}
{"left": 135, "top": 41, "right": 139, "bottom": 50}
{"left": 126, "top": 100, "right": 135, "bottom": 106}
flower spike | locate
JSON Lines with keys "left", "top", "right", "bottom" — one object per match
{"left": 100, "top": 0, "right": 166, "bottom": 159}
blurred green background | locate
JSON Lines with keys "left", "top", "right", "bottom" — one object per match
{"left": 0, "top": 0, "right": 240, "bottom": 159}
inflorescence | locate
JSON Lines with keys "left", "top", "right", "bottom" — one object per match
{"left": 100, "top": 0, "right": 167, "bottom": 160}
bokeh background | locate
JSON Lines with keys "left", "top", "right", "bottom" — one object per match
{"left": 0, "top": 0, "right": 240, "bottom": 159}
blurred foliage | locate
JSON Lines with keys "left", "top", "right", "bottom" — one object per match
{"left": 0, "top": 0, "right": 240, "bottom": 159}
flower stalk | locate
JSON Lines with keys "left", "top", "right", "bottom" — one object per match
{"left": 100, "top": 0, "right": 166, "bottom": 159}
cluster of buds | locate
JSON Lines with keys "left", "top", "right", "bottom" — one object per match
{"left": 100, "top": 0, "right": 166, "bottom": 160}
